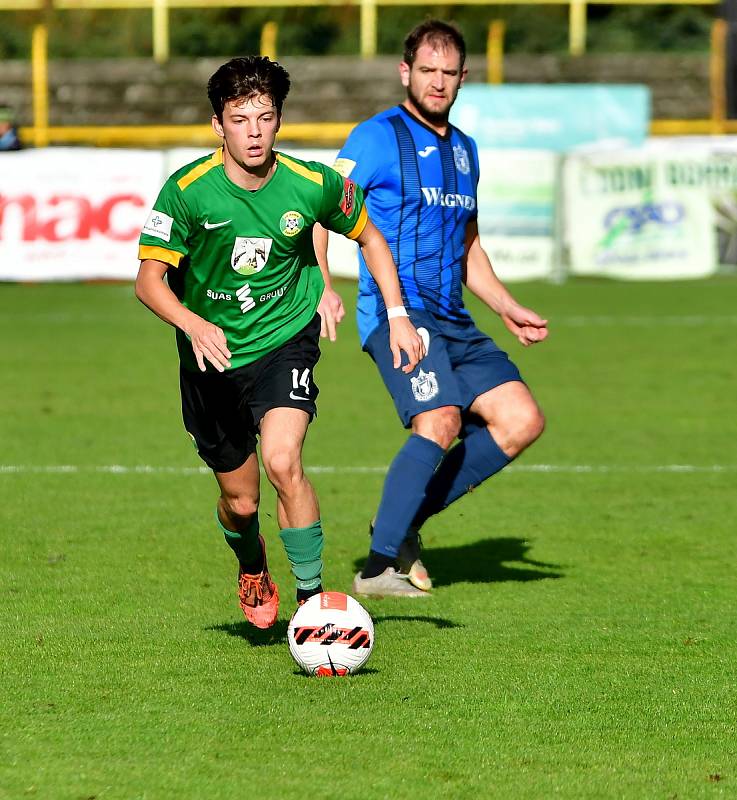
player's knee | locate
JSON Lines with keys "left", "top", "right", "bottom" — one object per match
{"left": 524, "top": 406, "right": 546, "bottom": 447}
{"left": 221, "top": 493, "right": 259, "bottom": 522}
{"left": 492, "top": 404, "right": 545, "bottom": 457}
{"left": 413, "top": 407, "right": 461, "bottom": 449}
{"left": 263, "top": 449, "right": 302, "bottom": 490}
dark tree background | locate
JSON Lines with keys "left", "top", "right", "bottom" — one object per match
{"left": 0, "top": 4, "right": 716, "bottom": 59}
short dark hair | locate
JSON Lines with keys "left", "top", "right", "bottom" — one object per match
{"left": 403, "top": 19, "right": 466, "bottom": 69}
{"left": 207, "top": 56, "right": 291, "bottom": 121}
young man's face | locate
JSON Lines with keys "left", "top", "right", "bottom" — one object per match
{"left": 212, "top": 94, "right": 280, "bottom": 172}
{"left": 400, "top": 40, "right": 467, "bottom": 126}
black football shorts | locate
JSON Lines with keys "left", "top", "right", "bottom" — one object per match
{"left": 180, "top": 314, "right": 321, "bottom": 473}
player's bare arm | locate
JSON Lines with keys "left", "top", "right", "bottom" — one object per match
{"left": 462, "top": 219, "right": 549, "bottom": 347}
{"left": 312, "top": 223, "right": 345, "bottom": 342}
{"left": 354, "top": 219, "right": 426, "bottom": 373}
{"left": 135, "top": 259, "right": 232, "bottom": 372}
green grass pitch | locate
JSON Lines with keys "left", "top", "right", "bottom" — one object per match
{"left": 1, "top": 277, "right": 736, "bottom": 799}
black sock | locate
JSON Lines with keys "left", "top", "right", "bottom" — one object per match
{"left": 218, "top": 510, "right": 263, "bottom": 573}
{"left": 361, "top": 550, "right": 395, "bottom": 579}
{"left": 239, "top": 549, "right": 265, "bottom": 575}
{"left": 297, "top": 585, "right": 323, "bottom": 603}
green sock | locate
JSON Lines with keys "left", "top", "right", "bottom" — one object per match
{"left": 216, "top": 509, "right": 262, "bottom": 570}
{"left": 279, "top": 520, "right": 324, "bottom": 590}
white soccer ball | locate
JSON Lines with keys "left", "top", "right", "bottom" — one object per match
{"left": 287, "top": 591, "right": 374, "bottom": 676}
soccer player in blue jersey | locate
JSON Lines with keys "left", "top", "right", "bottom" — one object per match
{"left": 316, "top": 20, "right": 548, "bottom": 597}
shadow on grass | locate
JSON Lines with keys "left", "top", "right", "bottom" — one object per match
{"left": 207, "top": 614, "right": 462, "bottom": 647}
{"left": 206, "top": 619, "right": 289, "bottom": 646}
{"left": 371, "top": 614, "right": 462, "bottom": 629}
{"left": 291, "top": 667, "right": 380, "bottom": 679}
{"left": 353, "top": 536, "right": 563, "bottom": 588}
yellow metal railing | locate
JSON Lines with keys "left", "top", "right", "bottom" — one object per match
{"left": 0, "top": 0, "right": 720, "bottom": 59}
{"left": 710, "top": 17, "right": 727, "bottom": 133}
{"left": 260, "top": 20, "right": 279, "bottom": 60}
{"left": 487, "top": 20, "right": 505, "bottom": 84}
{"left": 17, "top": 122, "right": 355, "bottom": 145}
{"left": 31, "top": 23, "right": 49, "bottom": 147}
{"left": 20, "top": 119, "right": 737, "bottom": 147}
{"left": 13, "top": 15, "right": 733, "bottom": 146}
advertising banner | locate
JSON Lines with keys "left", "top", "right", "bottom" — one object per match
{"left": 7, "top": 141, "right": 736, "bottom": 284}
{"left": 477, "top": 149, "right": 557, "bottom": 281}
{"left": 564, "top": 146, "right": 726, "bottom": 279}
{"left": 662, "top": 137, "right": 737, "bottom": 269}
{"left": 452, "top": 85, "right": 650, "bottom": 151}
{"left": 0, "top": 148, "right": 163, "bottom": 281}
{"left": 0, "top": 146, "right": 558, "bottom": 283}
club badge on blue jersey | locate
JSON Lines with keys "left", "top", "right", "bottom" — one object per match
{"left": 411, "top": 369, "right": 439, "bottom": 402}
{"left": 453, "top": 145, "right": 470, "bottom": 175}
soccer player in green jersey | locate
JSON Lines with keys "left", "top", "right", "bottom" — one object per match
{"left": 136, "top": 56, "right": 424, "bottom": 629}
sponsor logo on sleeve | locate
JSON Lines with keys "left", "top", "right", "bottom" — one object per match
{"left": 339, "top": 178, "right": 356, "bottom": 217}
{"left": 142, "top": 210, "right": 174, "bottom": 242}
{"left": 333, "top": 158, "right": 356, "bottom": 178}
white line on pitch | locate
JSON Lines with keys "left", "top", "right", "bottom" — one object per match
{"left": 557, "top": 315, "right": 737, "bottom": 327}
{"left": 0, "top": 464, "right": 735, "bottom": 476}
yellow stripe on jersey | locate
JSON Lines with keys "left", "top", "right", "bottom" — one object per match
{"left": 345, "top": 204, "right": 368, "bottom": 240}
{"left": 276, "top": 153, "right": 324, "bottom": 186}
{"left": 177, "top": 148, "right": 223, "bottom": 191}
{"left": 138, "top": 244, "right": 184, "bottom": 267}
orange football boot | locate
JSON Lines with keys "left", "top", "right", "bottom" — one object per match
{"left": 237, "top": 535, "right": 279, "bottom": 629}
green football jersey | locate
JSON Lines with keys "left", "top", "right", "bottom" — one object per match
{"left": 138, "top": 148, "right": 367, "bottom": 370}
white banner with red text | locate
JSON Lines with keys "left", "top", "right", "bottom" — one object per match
{"left": 0, "top": 148, "right": 163, "bottom": 281}
{"left": 5, "top": 143, "right": 736, "bottom": 282}
{"left": 0, "top": 146, "right": 556, "bottom": 283}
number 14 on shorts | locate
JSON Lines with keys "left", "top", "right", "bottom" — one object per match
{"left": 290, "top": 368, "right": 311, "bottom": 401}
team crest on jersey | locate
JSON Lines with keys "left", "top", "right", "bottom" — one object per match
{"left": 231, "top": 237, "right": 272, "bottom": 276}
{"left": 340, "top": 178, "right": 356, "bottom": 217}
{"left": 453, "top": 145, "right": 470, "bottom": 175}
{"left": 410, "top": 369, "right": 439, "bottom": 402}
{"left": 280, "top": 211, "right": 304, "bottom": 237}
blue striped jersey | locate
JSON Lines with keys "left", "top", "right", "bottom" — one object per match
{"left": 334, "top": 105, "right": 480, "bottom": 344}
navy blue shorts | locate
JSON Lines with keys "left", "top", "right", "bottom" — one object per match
{"left": 364, "top": 309, "right": 522, "bottom": 429}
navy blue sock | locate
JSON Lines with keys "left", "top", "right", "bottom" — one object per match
{"left": 371, "top": 434, "right": 446, "bottom": 558}
{"left": 361, "top": 550, "right": 396, "bottom": 580}
{"left": 413, "top": 428, "right": 511, "bottom": 528}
